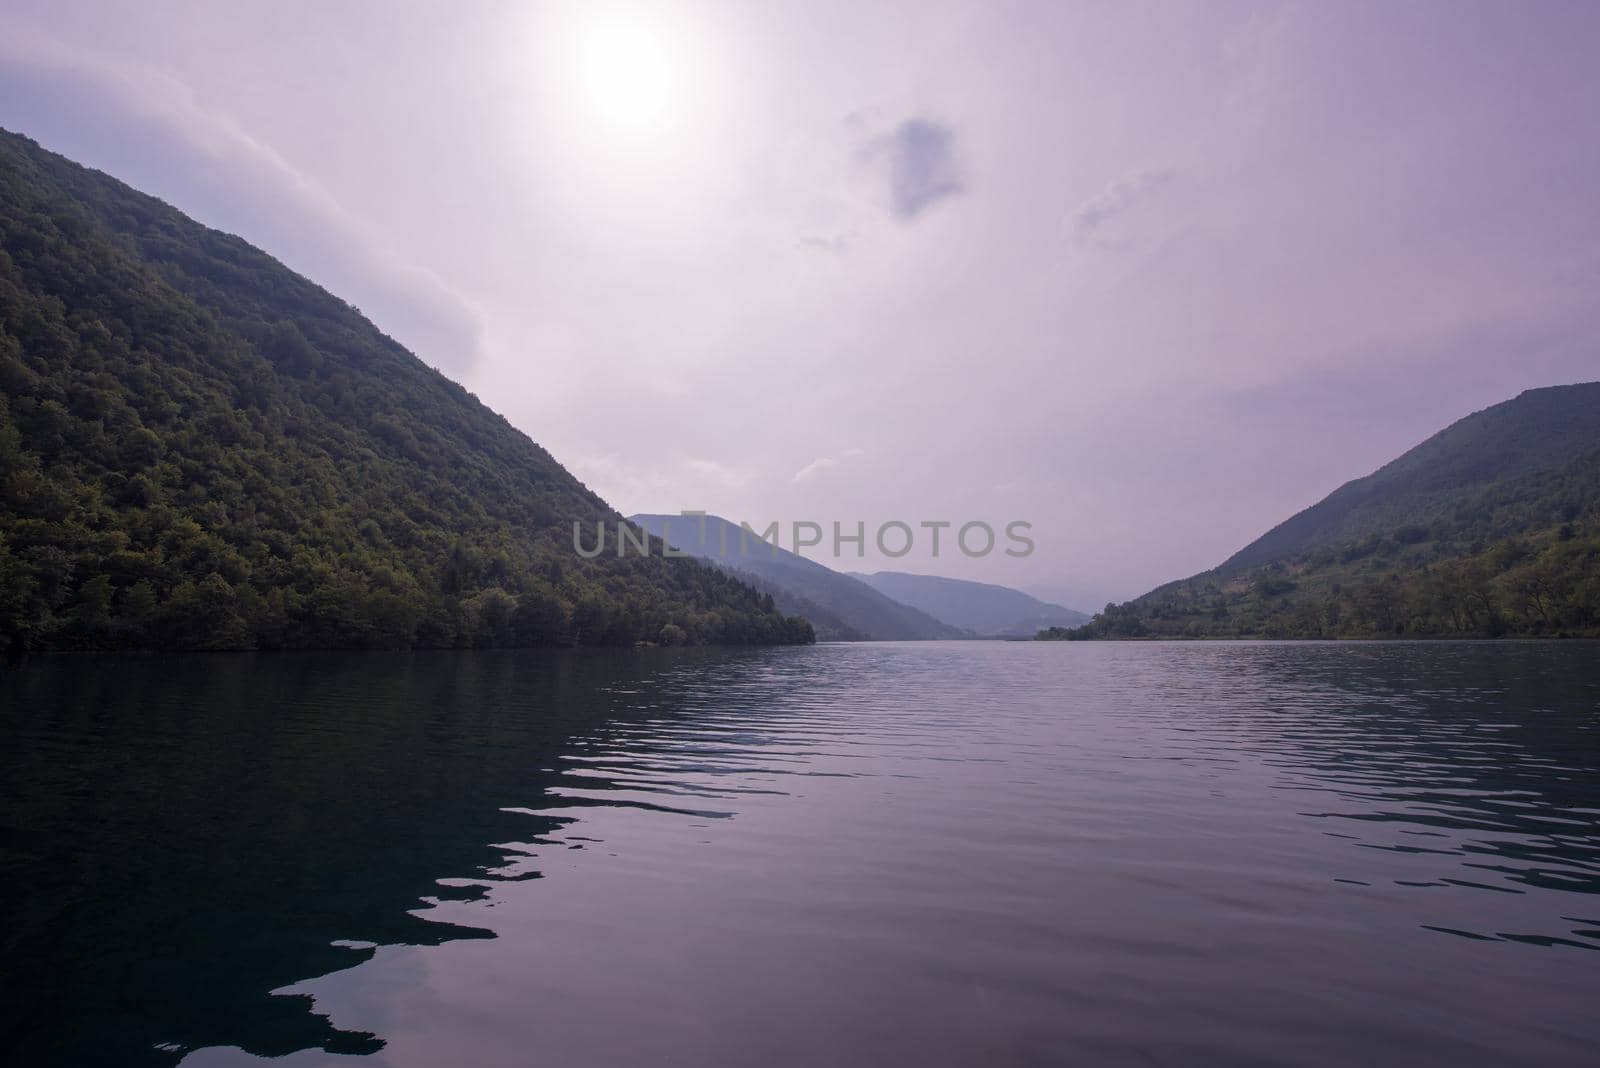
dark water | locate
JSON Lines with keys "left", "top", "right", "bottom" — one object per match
{"left": 2, "top": 642, "right": 1597, "bottom": 1067}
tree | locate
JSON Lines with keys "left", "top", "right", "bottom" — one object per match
{"left": 461, "top": 587, "right": 517, "bottom": 648}
{"left": 70, "top": 573, "right": 114, "bottom": 637}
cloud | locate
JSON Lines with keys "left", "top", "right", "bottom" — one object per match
{"left": 791, "top": 448, "right": 864, "bottom": 483}
{"left": 800, "top": 231, "right": 855, "bottom": 255}
{"left": 684, "top": 458, "right": 755, "bottom": 490}
{"left": 861, "top": 119, "right": 965, "bottom": 220}
{"left": 1070, "top": 167, "right": 1177, "bottom": 246}
{"left": 568, "top": 454, "right": 758, "bottom": 513}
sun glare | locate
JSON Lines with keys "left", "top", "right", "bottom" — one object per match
{"left": 573, "top": 13, "right": 681, "bottom": 132}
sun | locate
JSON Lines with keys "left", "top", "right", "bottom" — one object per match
{"left": 573, "top": 12, "right": 681, "bottom": 132}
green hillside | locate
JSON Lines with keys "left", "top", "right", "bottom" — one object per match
{"left": 1045, "top": 383, "right": 1600, "bottom": 640}
{"left": 0, "top": 128, "right": 812, "bottom": 651}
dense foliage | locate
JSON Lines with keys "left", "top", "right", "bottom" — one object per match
{"left": 0, "top": 129, "right": 812, "bottom": 651}
{"left": 1044, "top": 384, "right": 1600, "bottom": 640}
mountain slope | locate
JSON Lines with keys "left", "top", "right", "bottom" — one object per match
{"left": 0, "top": 127, "right": 812, "bottom": 651}
{"left": 630, "top": 514, "right": 964, "bottom": 640}
{"left": 1046, "top": 383, "right": 1600, "bottom": 640}
{"left": 724, "top": 574, "right": 870, "bottom": 643}
{"left": 1224, "top": 382, "right": 1600, "bottom": 569}
{"left": 853, "top": 570, "right": 1089, "bottom": 637}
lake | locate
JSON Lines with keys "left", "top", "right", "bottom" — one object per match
{"left": 2, "top": 641, "right": 1597, "bottom": 1066}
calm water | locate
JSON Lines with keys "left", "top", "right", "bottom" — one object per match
{"left": 2, "top": 642, "right": 1597, "bottom": 1066}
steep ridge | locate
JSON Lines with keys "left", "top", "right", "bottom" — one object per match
{"left": 0, "top": 128, "right": 811, "bottom": 650}
{"left": 1046, "top": 383, "right": 1600, "bottom": 639}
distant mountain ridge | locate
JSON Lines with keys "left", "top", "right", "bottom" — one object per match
{"left": 630, "top": 514, "right": 964, "bottom": 640}
{"left": 1047, "top": 383, "right": 1600, "bottom": 640}
{"left": 852, "top": 570, "right": 1089, "bottom": 637}
{"left": 0, "top": 127, "right": 811, "bottom": 651}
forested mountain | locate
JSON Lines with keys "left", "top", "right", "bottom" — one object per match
{"left": 630, "top": 514, "right": 964, "bottom": 640}
{"left": 853, "top": 571, "right": 1089, "bottom": 637}
{"left": 0, "top": 128, "right": 812, "bottom": 651}
{"left": 1044, "top": 383, "right": 1600, "bottom": 640}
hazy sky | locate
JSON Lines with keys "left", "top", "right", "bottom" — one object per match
{"left": 4, "top": 0, "right": 1597, "bottom": 608}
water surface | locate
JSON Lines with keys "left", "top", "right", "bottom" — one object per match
{"left": 2, "top": 642, "right": 1597, "bottom": 1066}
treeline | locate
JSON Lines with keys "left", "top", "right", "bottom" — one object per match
{"left": 1044, "top": 519, "right": 1600, "bottom": 640}
{"left": 0, "top": 508, "right": 815, "bottom": 651}
{"left": 0, "top": 129, "right": 812, "bottom": 652}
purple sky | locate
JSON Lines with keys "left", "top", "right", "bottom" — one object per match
{"left": 3, "top": 0, "right": 1597, "bottom": 609}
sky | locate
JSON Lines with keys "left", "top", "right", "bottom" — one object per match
{"left": 3, "top": 0, "right": 1597, "bottom": 610}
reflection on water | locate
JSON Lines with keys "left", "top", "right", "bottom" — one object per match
{"left": 1, "top": 642, "right": 1596, "bottom": 1067}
